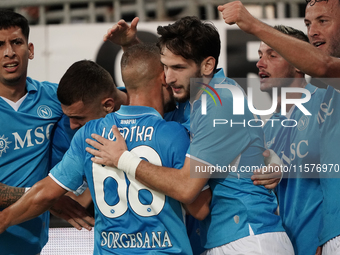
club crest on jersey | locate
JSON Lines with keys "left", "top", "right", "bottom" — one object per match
{"left": 37, "top": 105, "right": 52, "bottom": 119}
{"left": 297, "top": 115, "right": 309, "bottom": 131}
{"left": 0, "top": 135, "right": 11, "bottom": 157}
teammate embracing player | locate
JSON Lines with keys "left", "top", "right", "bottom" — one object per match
{"left": 0, "top": 44, "right": 194, "bottom": 254}
{"left": 219, "top": 0, "right": 340, "bottom": 254}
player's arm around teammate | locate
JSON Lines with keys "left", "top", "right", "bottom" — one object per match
{"left": 218, "top": 1, "right": 340, "bottom": 86}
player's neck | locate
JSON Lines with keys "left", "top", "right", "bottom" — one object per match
{"left": 0, "top": 81, "right": 27, "bottom": 102}
{"left": 114, "top": 89, "right": 129, "bottom": 110}
{"left": 129, "top": 93, "right": 164, "bottom": 117}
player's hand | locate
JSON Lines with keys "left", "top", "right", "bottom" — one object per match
{"left": 315, "top": 246, "right": 322, "bottom": 255}
{"left": 103, "top": 17, "right": 140, "bottom": 49}
{"left": 86, "top": 125, "right": 128, "bottom": 168}
{"left": 251, "top": 149, "right": 283, "bottom": 189}
{"left": 218, "top": 1, "right": 258, "bottom": 34}
{"left": 49, "top": 195, "right": 94, "bottom": 231}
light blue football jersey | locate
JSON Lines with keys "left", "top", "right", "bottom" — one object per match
{"left": 265, "top": 84, "right": 325, "bottom": 255}
{"left": 49, "top": 114, "right": 76, "bottom": 168}
{"left": 317, "top": 85, "right": 340, "bottom": 245}
{"left": 164, "top": 91, "right": 204, "bottom": 254}
{"left": 188, "top": 69, "right": 284, "bottom": 249}
{"left": 263, "top": 113, "right": 289, "bottom": 158}
{"left": 0, "top": 77, "right": 64, "bottom": 254}
{"left": 164, "top": 101, "right": 190, "bottom": 131}
{"left": 50, "top": 105, "right": 192, "bottom": 254}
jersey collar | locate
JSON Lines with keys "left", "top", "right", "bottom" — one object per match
{"left": 117, "top": 105, "right": 162, "bottom": 119}
{"left": 26, "top": 77, "right": 38, "bottom": 93}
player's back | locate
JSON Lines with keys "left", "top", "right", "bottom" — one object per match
{"left": 83, "top": 105, "right": 192, "bottom": 254}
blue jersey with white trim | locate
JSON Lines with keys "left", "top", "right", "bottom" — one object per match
{"left": 50, "top": 105, "right": 192, "bottom": 254}
{"left": 188, "top": 69, "right": 284, "bottom": 249}
{"left": 263, "top": 113, "right": 289, "bottom": 158}
{"left": 265, "top": 84, "right": 325, "bottom": 255}
{"left": 318, "top": 85, "right": 340, "bottom": 245}
{"left": 49, "top": 114, "right": 76, "bottom": 168}
{"left": 164, "top": 92, "right": 203, "bottom": 254}
{"left": 164, "top": 101, "right": 190, "bottom": 131}
{"left": 0, "top": 77, "right": 63, "bottom": 254}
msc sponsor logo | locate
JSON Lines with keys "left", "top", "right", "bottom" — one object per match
{"left": 0, "top": 135, "right": 11, "bottom": 157}
{"left": 0, "top": 124, "right": 55, "bottom": 157}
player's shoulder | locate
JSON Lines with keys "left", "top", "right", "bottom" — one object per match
{"left": 26, "top": 77, "right": 59, "bottom": 97}
{"left": 155, "top": 120, "right": 190, "bottom": 154}
{"left": 27, "top": 77, "right": 58, "bottom": 89}
{"left": 157, "top": 119, "right": 189, "bottom": 137}
{"left": 308, "top": 83, "right": 327, "bottom": 100}
{"left": 84, "top": 114, "right": 109, "bottom": 132}
{"left": 213, "top": 78, "right": 245, "bottom": 104}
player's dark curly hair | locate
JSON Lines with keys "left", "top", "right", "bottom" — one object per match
{"left": 156, "top": 16, "right": 220, "bottom": 72}
{"left": 57, "top": 60, "right": 115, "bottom": 105}
{"left": 0, "top": 9, "right": 30, "bottom": 40}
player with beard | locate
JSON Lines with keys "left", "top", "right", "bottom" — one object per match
{"left": 0, "top": 9, "right": 94, "bottom": 254}
{"left": 0, "top": 44, "right": 193, "bottom": 254}
{"left": 258, "top": 25, "right": 325, "bottom": 255}
{"left": 218, "top": 1, "right": 340, "bottom": 254}
{"left": 87, "top": 16, "right": 293, "bottom": 255}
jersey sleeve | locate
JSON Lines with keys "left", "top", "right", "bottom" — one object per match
{"left": 49, "top": 114, "right": 77, "bottom": 168}
{"left": 49, "top": 126, "right": 86, "bottom": 192}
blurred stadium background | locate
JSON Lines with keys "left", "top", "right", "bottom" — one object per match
{"left": 1, "top": 0, "right": 307, "bottom": 24}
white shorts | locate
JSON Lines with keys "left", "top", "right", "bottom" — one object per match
{"left": 202, "top": 232, "right": 294, "bottom": 255}
{"left": 322, "top": 235, "right": 340, "bottom": 255}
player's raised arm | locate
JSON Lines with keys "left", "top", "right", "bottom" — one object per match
{"left": 104, "top": 17, "right": 141, "bottom": 51}
{"left": 218, "top": 1, "right": 340, "bottom": 86}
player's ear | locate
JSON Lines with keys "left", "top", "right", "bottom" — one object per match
{"left": 201, "top": 56, "right": 215, "bottom": 76}
{"left": 160, "top": 70, "right": 166, "bottom": 85}
{"left": 102, "top": 98, "right": 115, "bottom": 113}
{"left": 28, "top": 43, "right": 34, "bottom": 60}
{"left": 295, "top": 67, "right": 304, "bottom": 75}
